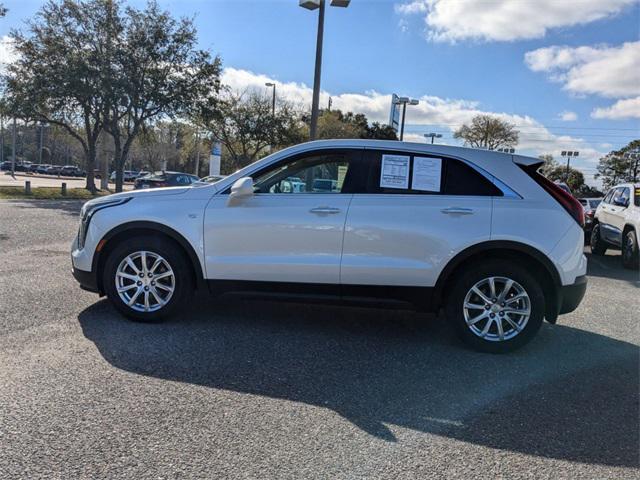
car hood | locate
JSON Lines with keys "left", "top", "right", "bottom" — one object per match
{"left": 99, "top": 186, "right": 191, "bottom": 203}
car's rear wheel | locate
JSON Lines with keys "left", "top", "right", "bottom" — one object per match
{"left": 446, "top": 260, "right": 545, "bottom": 353}
{"left": 622, "top": 229, "right": 639, "bottom": 270}
{"left": 103, "top": 236, "right": 192, "bottom": 322}
{"left": 590, "top": 224, "right": 607, "bottom": 256}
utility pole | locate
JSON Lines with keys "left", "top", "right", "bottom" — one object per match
{"left": 561, "top": 151, "right": 579, "bottom": 182}
{"left": 38, "top": 122, "right": 44, "bottom": 164}
{"left": 11, "top": 117, "right": 16, "bottom": 177}
{"left": 300, "top": 0, "right": 351, "bottom": 140}
{"left": 0, "top": 116, "right": 4, "bottom": 165}
{"left": 265, "top": 83, "right": 276, "bottom": 115}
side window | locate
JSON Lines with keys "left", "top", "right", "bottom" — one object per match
{"left": 617, "top": 187, "right": 630, "bottom": 206}
{"left": 363, "top": 150, "right": 502, "bottom": 196}
{"left": 611, "top": 187, "right": 624, "bottom": 204}
{"left": 252, "top": 150, "right": 364, "bottom": 194}
{"left": 603, "top": 189, "right": 615, "bottom": 204}
{"left": 443, "top": 159, "right": 502, "bottom": 196}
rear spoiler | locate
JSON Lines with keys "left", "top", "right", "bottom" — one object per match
{"left": 512, "top": 154, "right": 544, "bottom": 170}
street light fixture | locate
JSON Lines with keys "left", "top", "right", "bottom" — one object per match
{"left": 561, "top": 150, "right": 579, "bottom": 182}
{"left": 424, "top": 133, "right": 442, "bottom": 144}
{"left": 265, "top": 82, "right": 276, "bottom": 115}
{"left": 299, "top": 0, "right": 351, "bottom": 140}
{"left": 393, "top": 96, "right": 419, "bottom": 141}
{"left": 496, "top": 147, "right": 515, "bottom": 154}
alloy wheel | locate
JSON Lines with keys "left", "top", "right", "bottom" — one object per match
{"left": 463, "top": 276, "right": 531, "bottom": 342}
{"left": 115, "top": 251, "right": 175, "bottom": 312}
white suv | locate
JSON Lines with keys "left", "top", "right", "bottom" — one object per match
{"left": 71, "top": 140, "right": 587, "bottom": 353}
{"left": 590, "top": 183, "right": 640, "bottom": 269}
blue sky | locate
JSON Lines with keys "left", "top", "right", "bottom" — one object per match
{"left": 1, "top": 0, "right": 639, "bottom": 185}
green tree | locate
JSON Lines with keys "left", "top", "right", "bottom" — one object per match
{"left": 199, "top": 91, "right": 306, "bottom": 172}
{"left": 595, "top": 140, "right": 640, "bottom": 189}
{"left": 103, "top": 1, "right": 221, "bottom": 191}
{"left": 315, "top": 109, "right": 397, "bottom": 140}
{"left": 454, "top": 114, "right": 519, "bottom": 150}
{"left": 3, "top": 0, "right": 114, "bottom": 191}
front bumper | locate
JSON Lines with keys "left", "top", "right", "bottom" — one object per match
{"left": 558, "top": 275, "right": 587, "bottom": 314}
{"left": 72, "top": 266, "right": 100, "bottom": 294}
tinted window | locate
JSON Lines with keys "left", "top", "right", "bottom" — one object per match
{"left": 589, "top": 199, "right": 601, "bottom": 209}
{"left": 603, "top": 189, "right": 615, "bottom": 204}
{"left": 443, "top": 159, "right": 502, "bottom": 196}
{"left": 363, "top": 150, "right": 501, "bottom": 196}
{"left": 617, "top": 187, "right": 630, "bottom": 206}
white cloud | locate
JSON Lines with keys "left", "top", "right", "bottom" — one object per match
{"left": 395, "top": 0, "right": 637, "bottom": 43}
{"left": 591, "top": 96, "right": 640, "bottom": 119}
{"left": 525, "top": 42, "right": 640, "bottom": 98}
{"left": 222, "top": 67, "right": 607, "bottom": 181}
{"left": 559, "top": 111, "right": 578, "bottom": 121}
{"left": 0, "top": 35, "right": 17, "bottom": 71}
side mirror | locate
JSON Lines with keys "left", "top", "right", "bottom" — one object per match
{"left": 227, "top": 177, "right": 254, "bottom": 205}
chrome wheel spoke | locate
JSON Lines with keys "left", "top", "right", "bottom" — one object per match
{"left": 464, "top": 301, "right": 486, "bottom": 310}
{"left": 154, "top": 270, "right": 174, "bottom": 281}
{"left": 155, "top": 282, "right": 173, "bottom": 293}
{"left": 143, "top": 291, "right": 150, "bottom": 311}
{"left": 503, "top": 314, "right": 521, "bottom": 332}
{"left": 467, "top": 310, "right": 489, "bottom": 326}
{"left": 496, "top": 316, "right": 505, "bottom": 340}
{"left": 140, "top": 251, "right": 148, "bottom": 275}
{"left": 480, "top": 317, "right": 493, "bottom": 337}
{"left": 488, "top": 277, "right": 497, "bottom": 299}
{"left": 117, "top": 271, "right": 138, "bottom": 281}
{"left": 128, "top": 287, "right": 142, "bottom": 306}
{"left": 503, "top": 307, "right": 530, "bottom": 316}
{"left": 149, "top": 257, "right": 163, "bottom": 273}
{"left": 471, "top": 286, "right": 492, "bottom": 304}
{"left": 125, "top": 257, "right": 140, "bottom": 274}
{"left": 150, "top": 288, "right": 164, "bottom": 305}
{"left": 498, "top": 279, "right": 514, "bottom": 302}
{"left": 117, "top": 283, "right": 137, "bottom": 293}
{"left": 506, "top": 293, "right": 527, "bottom": 304}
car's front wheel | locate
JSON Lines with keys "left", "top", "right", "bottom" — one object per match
{"left": 103, "top": 236, "right": 192, "bottom": 322}
{"left": 446, "top": 260, "right": 545, "bottom": 353}
{"left": 622, "top": 229, "right": 639, "bottom": 270}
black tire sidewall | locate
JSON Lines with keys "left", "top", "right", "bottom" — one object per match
{"left": 622, "top": 230, "right": 639, "bottom": 270}
{"left": 103, "top": 236, "right": 192, "bottom": 322}
{"left": 590, "top": 224, "right": 607, "bottom": 256}
{"left": 446, "top": 260, "right": 545, "bottom": 354}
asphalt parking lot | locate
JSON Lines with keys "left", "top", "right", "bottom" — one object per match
{"left": 0, "top": 199, "right": 638, "bottom": 479}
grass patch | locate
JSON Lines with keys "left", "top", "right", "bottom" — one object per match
{"left": 0, "top": 186, "right": 111, "bottom": 200}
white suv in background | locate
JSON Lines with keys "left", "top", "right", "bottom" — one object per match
{"left": 71, "top": 140, "right": 587, "bottom": 353}
{"left": 590, "top": 183, "right": 640, "bottom": 269}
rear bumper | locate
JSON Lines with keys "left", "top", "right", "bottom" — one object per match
{"left": 558, "top": 275, "right": 587, "bottom": 314}
{"left": 72, "top": 266, "right": 100, "bottom": 294}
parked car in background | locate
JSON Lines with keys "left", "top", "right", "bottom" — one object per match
{"left": 72, "top": 140, "right": 588, "bottom": 353}
{"left": 0, "top": 161, "right": 12, "bottom": 171}
{"left": 36, "top": 164, "right": 52, "bottom": 174}
{"left": 578, "top": 197, "right": 602, "bottom": 236}
{"left": 45, "top": 166, "right": 63, "bottom": 175}
{"left": 555, "top": 181, "right": 572, "bottom": 195}
{"left": 14, "top": 162, "right": 32, "bottom": 172}
{"left": 590, "top": 183, "right": 640, "bottom": 269}
{"left": 133, "top": 171, "right": 200, "bottom": 189}
{"left": 199, "top": 175, "right": 226, "bottom": 184}
{"left": 110, "top": 170, "right": 141, "bottom": 182}
{"left": 60, "top": 165, "right": 85, "bottom": 177}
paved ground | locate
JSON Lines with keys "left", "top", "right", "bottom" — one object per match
{"left": 0, "top": 172, "right": 133, "bottom": 190}
{"left": 0, "top": 199, "right": 638, "bottom": 480}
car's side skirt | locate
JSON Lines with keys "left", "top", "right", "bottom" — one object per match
{"left": 206, "top": 280, "right": 435, "bottom": 311}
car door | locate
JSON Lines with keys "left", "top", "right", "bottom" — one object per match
{"left": 203, "top": 149, "right": 365, "bottom": 284}
{"left": 340, "top": 149, "right": 494, "bottom": 291}
{"left": 602, "top": 187, "right": 627, "bottom": 245}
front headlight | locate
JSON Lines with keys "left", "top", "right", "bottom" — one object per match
{"left": 77, "top": 197, "right": 132, "bottom": 249}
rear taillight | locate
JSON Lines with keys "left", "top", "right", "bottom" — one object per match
{"left": 520, "top": 165, "right": 585, "bottom": 227}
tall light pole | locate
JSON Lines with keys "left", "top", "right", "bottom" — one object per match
{"left": 394, "top": 96, "right": 419, "bottom": 141}
{"left": 265, "top": 82, "right": 276, "bottom": 115}
{"left": 424, "top": 133, "right": 442, "bottom": 144}
{"left": 561, "top": 150, "right": 579, "bottom": 182}
{"left": 300, "top": 0, "right": 351, "bottom": 140}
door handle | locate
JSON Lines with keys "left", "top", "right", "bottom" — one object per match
{"left": 441, "top": 207, "right": 474, "bottom": 215}
{"left": 310, "top": 206, "right": 341, "bottom": 214}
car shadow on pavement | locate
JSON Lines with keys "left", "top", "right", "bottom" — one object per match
{"left": 585, "top": 249, "right": 640, "bottom": 284}
{"left": 78, "top": 297, "right": 639, "bottom": 468}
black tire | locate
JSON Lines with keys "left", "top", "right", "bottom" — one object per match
{"left": 103, "top": 235, "right": 193, "bottom": 322}
{"left": 445, "top": 260, "right": 545, "bottom": 354}
{"left": 590, "top": 224, "right": 608, "bottom": 256}
{"left": 622, "top": 229, "right": 639, "bottom": 270}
